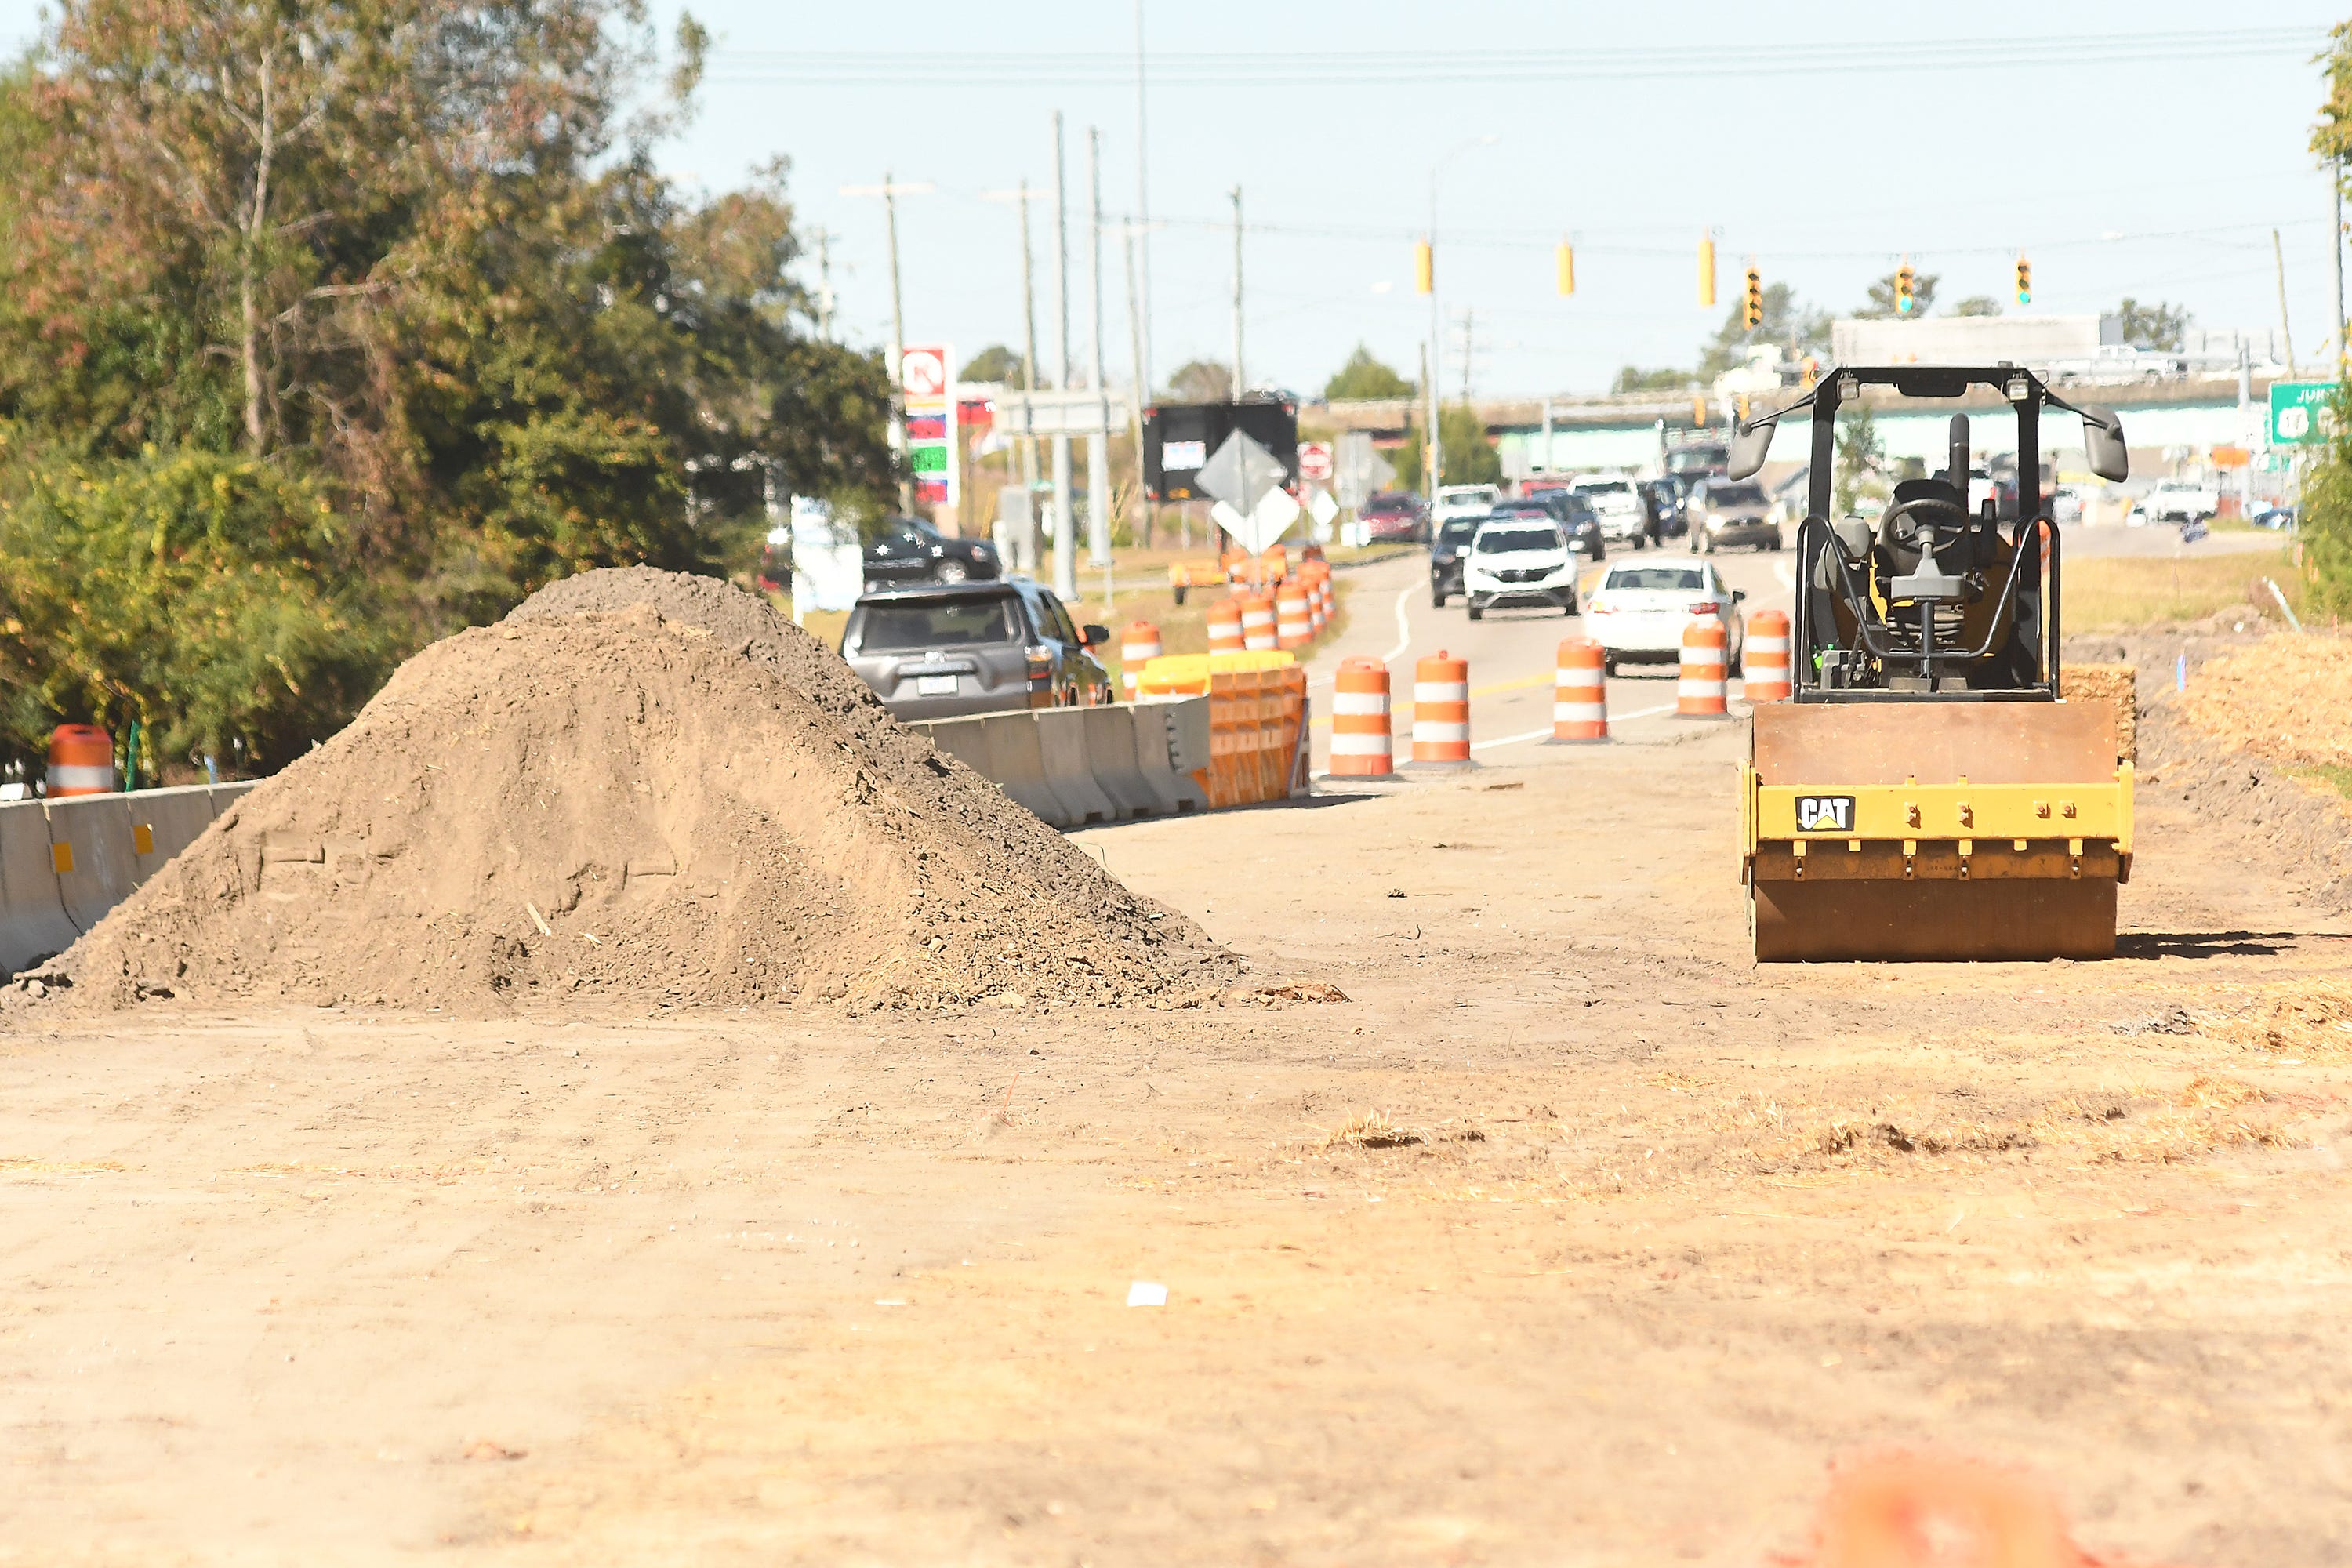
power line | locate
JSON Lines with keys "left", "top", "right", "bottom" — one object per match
{"left": 710, "top": 27, "right": 2321, "bottom": 87}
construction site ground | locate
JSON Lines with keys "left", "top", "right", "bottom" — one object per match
{"left": 7, "top": 654, "right": 2350, "bottom": 1566}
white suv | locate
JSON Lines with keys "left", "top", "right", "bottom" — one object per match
{"left": 1462, "top": 517, "right": 1578, "bottom": 620}
{"left": 1570, "top": 472, "right": 1650, "bottom": 547}
{"left": 1434, "top": 483, "right": 1501, "bottom": 528}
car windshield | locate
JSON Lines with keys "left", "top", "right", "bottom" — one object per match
{"left": 1706, "top": 483, "right": 1766, "bottom": 507}
{"left": 1475, "top": 527, "right": 1560, "bottom": 554}
{"left": 1604, "top": 566, "right": 1705, "bottom": 592}
{"left": 1364, "top": 493, "right": 1414, "bottom": 514}
{"left": 1439, "top": 521, "right": 1481, "bottom": 546}
{"left": 1575, "top": 480, "right": 1632, "bottom": 495}
{"left": 854, "top": 596, "right": 1019, "bottom": 652}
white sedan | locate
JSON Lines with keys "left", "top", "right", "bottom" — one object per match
{"left": 1583, "top": 557, "right": 1746, "bottom": 676}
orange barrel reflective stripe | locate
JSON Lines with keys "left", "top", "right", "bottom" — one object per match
{"left": 1678, "top": 616, "right": 1729, "bottom": 718}
{"left": 1119, "top": 620, "right": 1163, "bottom": 699}
{"left": 46, "top": 724, "right": 115, "bottom": 797}
{"left": 1329, "top": 657, "right": 1394, "bottom": 778}
{"left": 1551, "top": 637, "right": 1609, "bottom": 742}
{"left": 1275, "top": 581, "right": 1312, "bottom": 648}
{"left": 1411, "top": 649, "right": 1472, "bottom": 764}
{"left": 1206, "top": 597, "right": 1245, "bottom": 655}
{"left": 1240, "top": 593, "right": 1279, "bottom": 652}
{"left": 1744, "top": 608, "right": 1791, "bottom": 702}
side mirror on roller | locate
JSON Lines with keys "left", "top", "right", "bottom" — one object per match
{"left": 2081, "top": 405, "right": 2129, "bottom": 483}
{"left": 1726, "top": 419, "right": 1774, "bottom": 481}
{"left": 1081, "top": 624, "right": 1111, "bottom": 648}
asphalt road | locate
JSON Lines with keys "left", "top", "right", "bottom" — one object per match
{"left": 1303, "top": 538, "right": 1793, "bottom": 772}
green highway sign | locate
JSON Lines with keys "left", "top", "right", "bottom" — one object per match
{"left": 2267, "top": 379, "right": 2339, "bottom": 447}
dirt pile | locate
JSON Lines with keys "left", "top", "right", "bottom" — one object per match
{"left": 44, "top": 568, "right": 1237, "bottom": 1012}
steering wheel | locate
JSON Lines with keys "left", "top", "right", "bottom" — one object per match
{"left": 1877, "top": 496, "right": 1969, "bottom": 561}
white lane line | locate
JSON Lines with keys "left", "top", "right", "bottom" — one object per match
{"left": 1468, "top": 726, "right": 1553, "bottom": 752}
{"left": 1382, "top": 579, "right": 1415, "bottom": 665}
{"left": 1310, "top": 575, "right": 1419, "bottom": 691}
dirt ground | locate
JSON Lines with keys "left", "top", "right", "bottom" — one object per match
{"left": 5, "top": 691, "right": 2352, "bottom": 1564}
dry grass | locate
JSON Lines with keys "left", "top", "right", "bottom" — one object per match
{"left": 2210, "top": 982, "right": 2352, "bottom": 1059}
{"left": 1317, "top": 1109, "right": 1421, "bottom": 1149}
{"left": 2177, "top": 633, "right": 2352, "bottom": 775}
{"left": 2064, "top": 546, "right": 2297, "bottom": 630}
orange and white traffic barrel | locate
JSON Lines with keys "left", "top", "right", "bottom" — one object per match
{"left": 1240, "top": 593, "right": 1279, "bottom": 652}
{"left": 1206, "top": 597, "right": 1245, "bottom": 655}
{"left": 1744, "top": 608, "right": 1791, "bottom": 702}
{"left": 1550, "top": 638, "right": 1610, "bottom": 742}
{"left": 1410, "top": 650, "right": 1472, "bottom": 764}
{"left": 1275, "top": 582, "right": 1312, "bottom": 648}
{"left": 1329, "top": 657, "right": 1394, "bottom": 778}
{"left": 1678, "top": 617, "right": 1729, "bottom": 718}
{"left": 1119, "top": 619, "right": 1163, "bottom": 699}
{"left": 47, "top": 724, "right": 115, "bottom": 797}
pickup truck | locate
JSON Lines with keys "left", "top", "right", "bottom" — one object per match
{"left": 2135, "top": 479, "right": 2219, "bottom": 526}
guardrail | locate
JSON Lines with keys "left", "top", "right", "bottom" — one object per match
{"left": 910, "top": 698, "right": 1231, "bottom": 831}
{"left": 0, "top": 782, "right": 256, "bottom": 976}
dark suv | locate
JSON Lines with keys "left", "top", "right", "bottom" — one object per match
{"left": 862, "top": 514, "right": 1000, "bottom": 590}
{"left": 1428, "top": 515, "right": 1483, "bottom": 607}
{"left": 1511, "top": 491, "right": 1604, "bottom": 558}
{"left": 842, "top": 580, "right": 1111, "bottom": 720}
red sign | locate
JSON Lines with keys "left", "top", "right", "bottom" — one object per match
{"left": 900, "top": 344, "right": 949, "bottom": 397}
{"left": 1298, "top": 441, "right": 1334, "bottom": 485}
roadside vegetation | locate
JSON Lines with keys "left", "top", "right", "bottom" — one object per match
{"left": 0, "top": 2, "right": 894, "bottom": 779}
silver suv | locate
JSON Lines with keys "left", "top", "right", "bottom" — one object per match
{"left": 1686, "top": 477, "right": 1781, "bottom": 554}
{"left": 843, "top": 581, "right": 1111, "bottom": 720}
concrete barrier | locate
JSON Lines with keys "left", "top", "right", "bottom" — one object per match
{"left": 0, "top": 801, "right": 82, "bottom": 975}
{"left": 125, "top": 783, "right": 226, "bottom": 887}
{"left": 1076, "top": 706, "right": 1163, "bottom": 819}
{"left": 918, "top": 714, "right": 996, "bottom": 778}
{"left": 975, "top": 713, "right": 1075, "bottom": 827}
{"left": 1033, "top": 708, "right": 1118, "bottom": 825}
{"left": 45, "top": 793, "right": 140, "bottom": 935}
{"left": 1131, "top": 699, "right": 1210, "bottom": 813}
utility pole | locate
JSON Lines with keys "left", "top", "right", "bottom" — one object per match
{"left": 1539, "top": 396, "right": 1554, "bottom": 480}
{"left": 1123, "top": 220, "right": 1151, "bottom": 547}
{"left": 982, "top": 183, "right": 1045, "bottom": 503}
{"left": 1050, "top": 113, "right": 1078, "bottom": 602}
{"left": 2336, "top": 162, "right": 2347, "bottom": 373}
{"left": 811, "top": 226, "right": 835, "bottom": 341}
{"left": 840, "top": 173, "right": 934, "bottom": 514}
{"left": 2273, "top": 227, "right": 2297, "bottom": 375}
{"left": 1419, "top": 340, "right": 1433, "bottom": 496}
{"left": 1133, "top": 0, "right": 1154, "bottom": 400}
{"left": 1459, "top": 307, "right": 1473, "bottom": 403}
{"left": 1229, "top": 185, "right": 1245, "bottom": 403}
{"left": 1086, "top": 127, "right": 1111, "bottom": 586}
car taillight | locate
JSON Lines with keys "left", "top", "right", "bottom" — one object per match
{"left": 1587, "top": 596, "right": 1611, "bottom": 614}
{"left": 1025, "top": 645, "right": 1053, "bottom": 678}
{"left": 1690, "top": 601, "right": 1720, "bottom": 616}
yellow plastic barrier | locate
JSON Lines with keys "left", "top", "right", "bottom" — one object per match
{"left": 1135, "top": 652, "right": 1305, "bottom": 808}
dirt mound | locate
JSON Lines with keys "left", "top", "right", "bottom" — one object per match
{"left": 45, "top": 570, "right": 1236, "bottom": 1012}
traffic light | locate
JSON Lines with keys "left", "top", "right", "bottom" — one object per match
{"left": 1556, "top": 241, "right": 1575, "bottom": 297}
{"left": 2014, "top": 253, "right": 2031, "bottom": 307}
{"left": 1698, "top": 235, "right": 1716, "bottom": 308}
{"left": 1414, "top": 241, "right": 1433, "bottom": 296}
{"left": 1895, "top": 262, "right": 1916, "bottom": 316}
{"left": 1743, "top": 265, "right": 1763, "bottom": 330}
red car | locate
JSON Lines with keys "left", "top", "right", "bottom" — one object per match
{"left": 1360, "top": 490, "right": 1428, "bottom": 543}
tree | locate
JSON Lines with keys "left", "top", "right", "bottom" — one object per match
{"left": 1613, "top": 365, "right": 1690, "bottom": 394}
{"left": 1833, "top": 406, "right": 1883, "bottom": 518}
{"left": 2295, "top": 387, "right": 2352, "bottom": 619}
{"left": 2115, "top": 298, "right": 2190, "bottom": 352}
{"left": 960, "top": 343, "right": 1026, "bottom": 387}
{"left": 1697, "top": 282, "right": 1829, "bottom": 378}
{"left": 1167, "top": 359, "right": 1232, "bottom": 403}
{"left": 1950, "top": 297, "right": 2003, "bottom": 318}
{"left": 1854, "top": 269, "right": 1940, "bottom": 321}
{"left": 1389, "top": 421, "right": 1421, "bottom": 492}
{"left": 1323, "top": 343, "right": 1413, "bottom": 401}
{"left": 2310, "top": 19, "right": 2352, "bottom": 165}
{"left": 0, "top": 2, "right": 895, "bottom": 773}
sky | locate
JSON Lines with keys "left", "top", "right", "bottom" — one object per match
{"left": 3, "top": 2, "right": 2346, "bottom": 400}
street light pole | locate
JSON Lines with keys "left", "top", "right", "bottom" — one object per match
{"left": 1229, "top": 185, "right": 1245, "bottom": 402}
{"left": 839, "top": 173, "right": 935, "bottom": 515}
{"left": 1051, "top": 113, "right": 1078, "bottom": 602}
{"left": 1134, "top": 0, "right": 1153, "bottom": 400}
{"left": 1423, "top": 136, "right": 1494, "bottom": 508}
{"left": 1087, "top": 127, "right": 1111, "bottom": 585}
